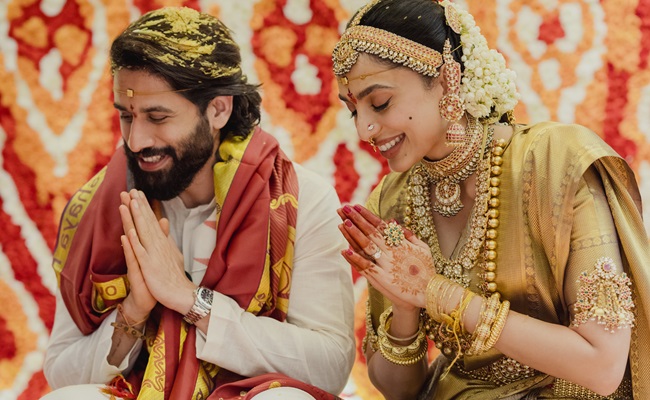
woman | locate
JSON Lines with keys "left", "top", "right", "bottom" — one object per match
{"left": 333, "top": 0, "right": 650, "bottom": 398}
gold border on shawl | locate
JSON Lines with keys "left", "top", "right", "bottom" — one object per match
{"left": 52, "top": 167, "right": 107, "bottom": 286}
{"left": 273, "top": 226, "right": 296, "bottom": 315}
{"left": 91, "top": 276, "right": 129, "bottom": 313}
{"left": 213, "top": 134, "right": 254, "bottom": 226}
{"left": 246, "top": 230, "right": 272, "bottom": 315}
{"left": 139, "top": 318, "right": 171, "bottom": 399}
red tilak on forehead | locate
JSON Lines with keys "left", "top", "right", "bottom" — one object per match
{"left": 347, "top": 88, "right": 357, "bottom": 105}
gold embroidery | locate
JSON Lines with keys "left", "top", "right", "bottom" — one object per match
{"left": 572, "top": 257, "right": 635, "bottom": 332}
{"left": 553, "top": 377, "right": 633, "bottom": 399}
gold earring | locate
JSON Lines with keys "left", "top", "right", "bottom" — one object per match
{"left": 438, "top": 39, "right": 465, "bottom": 146}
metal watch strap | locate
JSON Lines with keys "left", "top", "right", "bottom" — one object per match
{"left": 183, "top": 286, "right": 213, "bottom": 325}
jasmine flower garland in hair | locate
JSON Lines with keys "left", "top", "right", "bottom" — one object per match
{"left": 440, "top": 1, "right": 520, "bottom": 122}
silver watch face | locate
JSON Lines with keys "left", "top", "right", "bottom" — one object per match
{"left": 197, "top": 287, "right": 213, "bottom": 307}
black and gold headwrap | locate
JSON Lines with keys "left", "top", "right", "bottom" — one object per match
{"left": 111, "top": 7, "right": 242, "bottom": 79}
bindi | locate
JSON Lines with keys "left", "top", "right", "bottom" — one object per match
{"left": 347, "top": 88, "right": 357, "bottom": 105}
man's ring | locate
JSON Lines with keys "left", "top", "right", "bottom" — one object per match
{"left": 383, "top": 221, "right": 405, "bottom": 247}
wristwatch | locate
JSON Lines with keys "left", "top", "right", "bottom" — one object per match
{"left": 183, "top": 286, "right": 213, "bottom": 325}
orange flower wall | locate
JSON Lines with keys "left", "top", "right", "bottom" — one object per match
{"left": 1, "top": 1, "right": 649, "bottom": 399}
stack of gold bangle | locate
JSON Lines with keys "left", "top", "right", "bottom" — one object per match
{"left": 483, "top": 299, "right": 510, "bottom": 351}
{"left": 468, "top": 293, "right": 510, "bottom": 355}
{"left": 424, "top": 276, "right": 511, "bottom": 358}
{"left": 377, "top": 307, "right": 428, "bottom": 366}
{"left": 426, "top": 275, "right": 461, "bottom": 322}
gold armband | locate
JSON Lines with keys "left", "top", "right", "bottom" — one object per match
{"left": 572, "top": 257, "right": 634, "bottom": 332}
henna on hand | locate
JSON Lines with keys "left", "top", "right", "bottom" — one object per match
{"left": 388, "top": 245, "right": 435, "bottom": 296}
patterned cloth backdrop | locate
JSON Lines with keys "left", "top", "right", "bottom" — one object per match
{"left": 1, "top": 1, "right": 649, "bottom": 399}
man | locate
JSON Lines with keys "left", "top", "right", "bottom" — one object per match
{"left": 44, "top": 7, "right": 355, "bottom": 399}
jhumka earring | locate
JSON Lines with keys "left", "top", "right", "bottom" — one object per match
{"left": 438, "top": 39, "right": 465, "bottom": 146}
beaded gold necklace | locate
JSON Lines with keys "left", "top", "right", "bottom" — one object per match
{"left": 422, "top": 135, "right": 508, "bottom": 360}
{"left": 479, "top": 138, "right": 506, "bottom": 294}
{"left": 405, "top": 126, "right": 493, "bottom": 289}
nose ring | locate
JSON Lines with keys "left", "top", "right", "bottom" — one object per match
{"left": 368, "top": 124, "right": 375, "bottom": 131}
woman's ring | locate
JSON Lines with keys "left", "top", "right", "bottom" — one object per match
{"left": 383, "top": 222, "right": 405, "bottom": 247}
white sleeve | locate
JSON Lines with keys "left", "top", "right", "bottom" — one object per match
{"left": 43, "top": 290, "right": 144, "bottom": 389}
{"left": 195, "top": 164, "right": 356, "bottom": 395}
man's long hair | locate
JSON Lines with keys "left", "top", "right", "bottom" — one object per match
{"left": 110, "top": 7, "right": 262, "bottom": 142}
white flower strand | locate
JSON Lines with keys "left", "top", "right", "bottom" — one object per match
{"left": 441, "top": 1, "right": 520, "bottom": 122}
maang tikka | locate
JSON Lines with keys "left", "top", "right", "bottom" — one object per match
{"left": 439, "top": 39, "right": 465, "bottom": 146}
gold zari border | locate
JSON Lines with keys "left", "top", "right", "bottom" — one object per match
{"left": 553, "top": 377, "right": 632, "bottom": 399}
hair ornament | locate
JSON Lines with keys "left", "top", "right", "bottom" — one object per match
{"left": 333, "top": 25, "right": 443, "bottom": 78}
{"left": 444, "top": 2, "right": 462, "bottom": 34}
{"left": 439, "top": 0, "right": 519, "bottom": 122}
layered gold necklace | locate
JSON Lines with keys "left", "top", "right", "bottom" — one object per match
{"left": 420, "top": 116, "right": 484, "bottom": 217}
{"left": 404, "top": 125, "right": 493, "bottom": 288}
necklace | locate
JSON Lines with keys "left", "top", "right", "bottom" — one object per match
{"left": 419, "top": 131, "right": 507, "bottom": 359}
{"left": 420, "top": 115, "right": 484, "bottom": 217}
{"left": 405, "top": 126, "right": 493, "bottom": 288}
{"left": 479, "top": 137, "right": 506, "bottom": 295}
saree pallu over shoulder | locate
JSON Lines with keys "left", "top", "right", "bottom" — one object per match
{"left": 366, "top": 122, "right": 650, "bottom": 398}
{"left": 52, "top": 128, "right": 332, "bottom": 399}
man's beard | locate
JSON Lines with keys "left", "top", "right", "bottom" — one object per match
{"left": 124, "top": 117, "right": 215, "bottom": 201}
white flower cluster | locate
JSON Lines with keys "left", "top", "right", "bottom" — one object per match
{"left": 441, "top": 1, "right": 520, "bottom": 122}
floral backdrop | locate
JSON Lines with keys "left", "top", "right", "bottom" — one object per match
{"left": 1, "top": 0, "right": 649, "bottom": 399}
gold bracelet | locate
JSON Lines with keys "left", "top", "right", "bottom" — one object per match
{"left": 425, "top": 275, "right": 447, "bottom": 321}
{"left": 377, "top": 307, "right": 428, "bottom": 366}
{"left": 458, "top": 290, "right": 476, "bottom": 334}
{"left": 440, "top": 284, "right": 462, "bottom": 319}
{"left": 385, "top": 329, "right": 420, "bottom": 343}
{"left": 468, "top": 293, "right": 500, "bottom": 355}
{"left": 482, "top": 300, "right": 510, "bottom": 352}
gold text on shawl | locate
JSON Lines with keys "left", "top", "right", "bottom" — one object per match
{"left": 52, "top": 167, "right": 107, "bottom": 285}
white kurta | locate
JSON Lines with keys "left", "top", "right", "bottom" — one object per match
{"left": 44, "top": 163, "right": 356, "bottom": 395}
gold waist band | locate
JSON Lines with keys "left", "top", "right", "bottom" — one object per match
{"left": 553, "top": 377, "right": 632, "bottom": 399}
{"left": 454, "top": 356, "right": 540, "bottom": 386}
{"left": 454, "top": 355, "right": 632, "bottom": 399}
